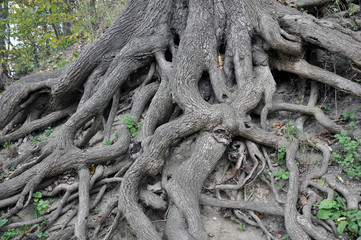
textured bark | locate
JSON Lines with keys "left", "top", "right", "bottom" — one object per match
{"left": 1, "top": 0, "right": 361, "bottom": 239}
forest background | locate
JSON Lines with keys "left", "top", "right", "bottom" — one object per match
{"left": 0, "top": 0, "right": 126, "bottom": 88}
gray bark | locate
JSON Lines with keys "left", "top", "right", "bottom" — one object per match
{"left": 1, "top": 0, "right": 361, "bottom": 239}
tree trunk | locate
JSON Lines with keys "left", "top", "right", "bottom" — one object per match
{"left": 61, "top": 0, "right": 74, "bottom": 36}
{"left": 1, "top": 0, "right": 361, "bottom": 239}
{"left": 0, "top": 0, "right": 11, "bottom": 91}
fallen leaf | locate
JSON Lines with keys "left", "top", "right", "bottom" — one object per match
{"left": 218, "top": 55, "right": 223, "bottom": 70}
{"left": 254, "top": 211, "right": 263, "bottom": 219}
{"left": 337, "top": 217, "right": 346, "bottom": 222}
{"left": 289, "top": 2, "right": 296, "bottom": 7}
{"left": 337, "top": 176, "right": 344, "bottom": 183}
{"left": 89, "top": 165, "right": 96, "bottom": 174}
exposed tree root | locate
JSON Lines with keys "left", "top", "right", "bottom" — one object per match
{"left": 1, "top": 0, "right": 361, "bottom": 239}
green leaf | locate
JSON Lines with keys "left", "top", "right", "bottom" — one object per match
{"left": 32, "top": 191, "right": 42, "bottom": 199}
{"left": 335, "top": 196, "right": 345, "bottom": 210}
{"left": 273, "top": 170, "right": 281, "bottom": 178}
{"left": 317, "top": 209, "right": 334, "bottom": 219}
{"left": 331, "top": 211, "right": 341, "bottom": 220}
{"left": 120, "top": 115, "right": 141, "bottom": 137}
{"left": 347, "top": 220, "right": 358, "bottom": 233}
{"left": 73, "top": 53, "right": 79, "bottom": 58}
{"left": 356, "top": 211, "right": 361, "bottom": 221}
{"left": 0, "top": 218, "right": 8, "bottom": 227}
{"left": 51, "top": 4, "right": 57, "bottom": 13}
{"left": 318, "top": 199, "right": 337, "bottom": 209}
{"left": 281, "top": 171, "right": 290, "bottom": 180}
{"left": 337, "top": 220, "right": 347, "bottom": 234}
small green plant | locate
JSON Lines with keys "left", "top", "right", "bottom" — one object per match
{"left": 120, "top": 115, "right": 143, "bottom": 137}
{"left": 295, "top": 2, "right": 307, "bottom": 13}
{"left": 56, "top": 58, "right": 68, "bottom": 69}
{"left": 44, "top": 127, "right": 53, "bottom": 137}
{"left": 315, "top": 104, "right": 331, "bottom": 111}
{"left": 32, "top": 192, "right": 49, "bottom": 218}
{"left": 299, "top": 7, "right": 306, "bottom": 13}
{"left": 348, "top": 7, "right": 359, "bottom": 17}
{"left": 349, "top": 121, "right": 359, "bottom": 129}
{"left": 316, "top": 193, "right": 361, "bottom": 237}
{"left": 276, "top": 146, "right": 286, "bottom": 166}
{"left": 328, "top": 0, "right": 341, "bottom": 12}
{"left": 343, "top": 109, "right": 356, "bottom": 121}
{"left": 281, "top": 116, "right": 307, "bottom": 144}
{"left": 2, "top": 140, "right": 9, "bottom": 149}
{"left": 0, "top": 218, "right": 8, "bottom": 227}
{"left": 34, "top": 136, "right": 42, "bottom": 142}
{"left": 270, "top": 145, "right": 287, "bottom": 167}
{"left": 238, "top": 222, "right": 246, "bottom": 231}
{"left": 0, "top": 172, "right": 7, "bottom": 181}
{"left": 333, "top": 130, "right": 361, "bottom": 179}
{"left": 270, "top": 146, "right": 290, "bottom": 180}
{"left": 105, "top": 133, "right": 119, "bottom": 146}
{"left": 37, "top": 231, "right": 49, "bottom": 239}
{"left": 0, "top": 225, "right": 29, "bottom": 240}
{"left": 30, "top": 136, "right": 42, "bottom": 144}
{"left": 37, "top": 219, "right": 47, "bottom": 230}
{"left": 94, "top": 207, "right": 98, "bottom": 213}
{"left": 283, "top": 233, "right": 291, "bottom": 240}
{"left": 285, "top": 124, "right": 306, "bottom": 142}
{"left": 273, "top": 169, "right": 290, "bottom": 180}
{"left": 341, "top": 20, "right": 359, "bottom": 31}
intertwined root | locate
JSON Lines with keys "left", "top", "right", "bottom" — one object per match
{"left": 1, "top": 0, "right": 361, "bottom": 239}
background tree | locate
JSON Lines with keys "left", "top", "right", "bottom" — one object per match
{"left": 0, "top": 0, "right": 361, "bottom": 239}
{"left": 0, "top": 0, "right": 124, "bottom": 77}
{"left": 0, "top": 0, "right": 11, "bottom": 91}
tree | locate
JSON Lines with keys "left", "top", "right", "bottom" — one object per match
{"left": 2, "top": 0, "right": 78, "bottom": 75}
{"left": 0, "top": 0, "right": 11, "bottom": 91}
{"left": 1, "top": 0, "right": 119, "bottom": 77}
{"left": 0, "top": 0, "right": 361, "bottom": 239}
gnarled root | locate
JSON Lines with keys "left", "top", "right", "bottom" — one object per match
{"left": 2, "top": 0, "right": 361, "bottom": 239}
